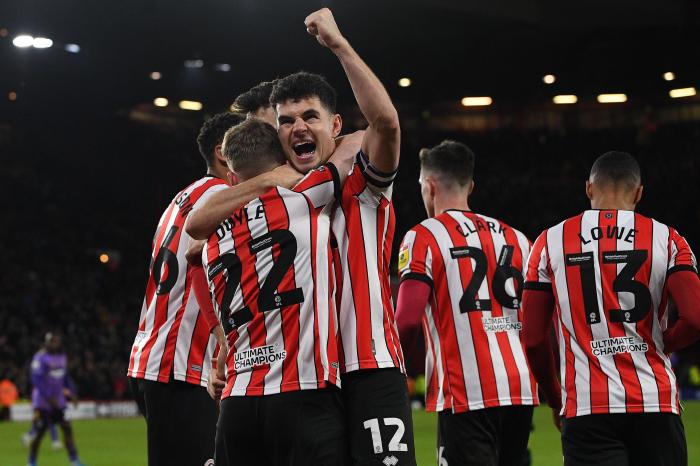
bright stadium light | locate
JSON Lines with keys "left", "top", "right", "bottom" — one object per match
{"left": 8, "top": 91, "right": 17, "bottom": 101}
{"left": 543, "top": 74, "right": 556, "bottom": 84}
{"left": 150, "top": 71, "right": 162, "bottom": 80}
{"left": 553, "top": 95, "right": 578, "bottom": 104}
{"left": 179, "top": 100, "right": 203, "bottom": 111}
{"left": 663, "top": 72, "right": 675, "bottom": 81}
{"left": 12, "top": 35, "right": 34, "bottom": 48}
{"left": 99, "top": 253, "right": 110, "bottom": 264}
{"left": 153, "top": 97, "right": 169, "bottom": 107}
{"left": 461, "top": 96, "right": 492, "bottom": 107}
{"left": 669, "top": 87, "right": 696, "bottom": 99}
{"left": 398, "top": 77, "right": 412, "bottom": 88}
{"left": 215, "top": 63, "right": 231, "bottom": 72}
{"left": 184, "top": 59, "right": 204, "bottom": 69}
{"left": 64, "top": 43, "right": 80, "bottom": 53}
{"left": 597, "top": 93, "right": 627, "bottom": 103}
{"left": 32, "top": 37, "right": 53, "bottom": 48}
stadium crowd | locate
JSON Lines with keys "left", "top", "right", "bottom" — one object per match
{"left": 1, "top": 116, "right": 699, "bottom": 401}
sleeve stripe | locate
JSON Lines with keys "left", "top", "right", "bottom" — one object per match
{"left": 524, "top": 281, "right": 553, "bottom": 291}
{"left": 400, "top": 272, "right": 434, "bottom": 289}
{"left": 325, "top": 162, "right": 341, "bottom": 201}
{"left": 667, "top": 264, "right": 698, "bottom": 276}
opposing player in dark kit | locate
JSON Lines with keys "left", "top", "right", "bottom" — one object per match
{"left": 522, "top": 152, "right": 700, "bottom": 466}
{"left": 397, "top": 141, "right": 538, "bottom": 466}
{"left": 28, "top": 333, "right": 86, "bottom": 466}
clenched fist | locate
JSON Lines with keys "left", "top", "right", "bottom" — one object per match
{"left": 304, "top": 8, "right": 349, "bottom": 51}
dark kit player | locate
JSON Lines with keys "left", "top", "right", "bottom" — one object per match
{"left": 522, "top": 151, "right": 700, "bottom": 466}
{"left": 28, "top": 333, "right": 86, "bottom": 466}
{"left": 397, "top": 141, "right": 538, "bottom": 466}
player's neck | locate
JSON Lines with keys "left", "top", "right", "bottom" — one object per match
{"left": 206, "top": 165, "right": 228, "bottom": 180}
{"left": 590, "top": 195, "right": 636, "bottom": 211}
{"left": 435, "top": 193, "right": 471, "bottom": 216}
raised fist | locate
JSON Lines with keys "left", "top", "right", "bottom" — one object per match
{"left": 304, "top": 8, "right": 348, "bottom": 51}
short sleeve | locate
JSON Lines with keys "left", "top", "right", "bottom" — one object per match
{"left": 398, "top": 228, "right": 434, "bottom": 288}
{"left": 668, "top": 228, "right": 698, "bottom": 275}
{"left": 191, "top": 181, "right": 228, "bottom": 213}
{"left": 293, "top": 163, "right": 341, "bottom": 209}
{"left": 523, "top": 230, "right": 552, "bottom": 291}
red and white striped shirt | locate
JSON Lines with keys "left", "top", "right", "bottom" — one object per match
{"left": 331, "top": 151, "right": 405, "bottom": 373}
{"left": 399, "top": 210, "right": 538, "bottom": 413}
{"left": 525, "top": 209, "right": 697, "bottom": 418}
{"left": 128, "top": 175, "right": 227, "bottom": 387}
{"left": 204, "top": 164, "right": 341, "bottom": 397}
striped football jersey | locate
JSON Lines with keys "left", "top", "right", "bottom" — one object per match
{"left": 525, "top": 209, "right": 697, "bottom": 418}
{"left": 128, "top": 175, "right": 227, "bottom": 387}
{"left": 204, "top": 163, "right": 341, "bottom": 397}
{"left": 399, "top": 210, "right": 538, "bottom": 413}
{"left": 331, "top": 151, "right": 405, "bottom": 374}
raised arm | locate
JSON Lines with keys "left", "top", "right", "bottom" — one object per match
{"left": 305, "top": 8, "right": 400, "bottom": 174}
{"left": 185, "top": 165, "right": 303, "bottom": 240}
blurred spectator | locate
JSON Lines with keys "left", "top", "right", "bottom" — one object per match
{"left": 0, "top": 377, "right": 19, "bottom": 420}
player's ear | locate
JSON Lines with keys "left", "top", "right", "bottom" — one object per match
{"left": 468, "top": 179, "right": 475, "bottom": 196}
{"left": 331, "top": 113, "right": 342, "bottom": 138}
{"left": 634, "top": 185, "right": 643, "bottom": 205}
{"left": 214, "top": 144, "right": 226, "bottom": 165}
{"left": 227, "top": 171, "right": 239, "bottom": 187}
{"left": 585, "top": 180, "right": 594, "bottom": 201}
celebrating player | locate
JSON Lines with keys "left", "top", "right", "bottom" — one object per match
{"left": 27, "top": 333, "right": 86, "bottom": 466}
{"left": 397, "top": 141, "right": 538, "bottom": 466}
{"left": 522, "top": 151, "right": 700, "bottom": 466}
{"left": 205, "top": 119, "right": 360, "bottom": 465}
{"left": 127, "top": 112, "right": 243, "bottom": 466}
{"left": 274, "top": 10, "right": 414, "bottom": 465}
{"left": 185, "top": 9, "right": 414, "bottom": 464}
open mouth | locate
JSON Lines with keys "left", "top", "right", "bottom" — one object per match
{"left": 293, "top": 141, "right": 317, "bottom": 160}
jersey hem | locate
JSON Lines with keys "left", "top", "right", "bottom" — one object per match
{"left": 564, "top": 403, "right": 680, "bottom": 418}
{"left": 341, "top": 359, "right": 404, "bottom": 373}
{"left": 426, "top": 397, "right": 538, "bottom": 413}
{"left": 224, "top": 378, "right": 340, "bottom": 397}
{"left": 127, "top": 370, "right": 208, "bottom": 388}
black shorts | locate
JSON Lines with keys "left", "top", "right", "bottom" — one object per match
{"left": 342, "top": 368, "right": 416, "bottom": 466}
{"left": 438, "top": 405, "right": 534, "bottom": 466}
{"left": 215, "top": 387, "right": 347, "bottom": 466}
{"left": 34, "top": 408, "right": 66, "bottom": 429}
{"left": 129, "top": 377, "right": 217, "bottom": 466}
{"left": 562, "top": 412, "right": 687, "bottom": 466}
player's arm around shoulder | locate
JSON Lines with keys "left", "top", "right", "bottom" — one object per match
{"left": 185, "top": 167, "right": 303, "bottom": 240}
{"left": 305, "top": 8, "right": 401, "bottom": 177}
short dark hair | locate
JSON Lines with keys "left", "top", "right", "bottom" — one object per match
{"left": 269, "top": 71, "right": 337, "bottom": 113}
{"left": 231, "top": 80, "right": 277, "bottom": 114}
{"left": 590, "top": 151, "right": 641, "bottom": 190}
{"left": 419, "top": 140, "right": 476, "bottom": 186}
{"left": 196, "top": 112, "right": 245, "bottom": 166}
{"left": 222, "top": 119, "right": 286, "bottom": 178}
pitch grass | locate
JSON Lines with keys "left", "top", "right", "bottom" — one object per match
{"left": 1, "top": 403, "right": 699, "bottom": 465}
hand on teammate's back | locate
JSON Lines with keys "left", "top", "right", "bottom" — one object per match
{"left": 268, "top": 164, "right": 304, "bottom": 189}
{"left": 304, "top": 8, "right": 348, "bottom": 51}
